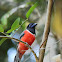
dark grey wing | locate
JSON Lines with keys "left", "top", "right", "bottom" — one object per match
{"left": 19, "top": 31, "right": 25, "bottom": 39}
{"left": 17, "top": 32, "right": 25, "bottom": 45}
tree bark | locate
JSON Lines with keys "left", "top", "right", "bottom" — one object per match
{"left": 39, "top": 0, "right": 53, "bottom": 62}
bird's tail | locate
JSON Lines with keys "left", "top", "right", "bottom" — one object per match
{"left": 14, "top": 52, "right": 22, "bottom": 62}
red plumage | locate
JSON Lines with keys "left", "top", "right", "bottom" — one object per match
{"left": 18, "top": 30, "right": 35, "bottom": 58}
{"left": 14, "top": 23, "right": 37, "bottom": 62}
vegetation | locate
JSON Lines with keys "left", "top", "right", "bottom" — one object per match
{"left": 0, "top": 0, "right": 62, "bottom": 62}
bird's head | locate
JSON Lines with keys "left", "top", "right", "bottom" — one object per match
{"left": 27, "top": 23, "right": 37, "bottom": 34}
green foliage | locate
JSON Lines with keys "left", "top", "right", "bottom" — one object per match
{"left": 6, "top": 17, "right": 20, "bottom": 33}
{"left": 27, "top": 2, "right": 34, "bottom": 5}
{"left": 1, "top": 11, "right": 12, "bottom": 27}
{"left": 14, "top": 0, "right": 24, "bottom": 3}
{"left": 21, "top": 22, "right": 26, "bottom": 30}
{"left": 1, "top": 8, "right": 19, "bottom": 29}
{"left": 26, "top": 2, "right": 38, "bottom": 18}
{"left": 0, "top": 38, "right": 7, "bottom": 45}
{"left": 0, "top": 24, "right": 4, "bottom": 32}
{"left": 0, "top": 1, "right": 39, "bottom": 46}
{"left": 1, "top": 17, "right": 7, "bottom": 26}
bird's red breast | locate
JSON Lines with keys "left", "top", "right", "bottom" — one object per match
{"left": 18, "top": 30, "right": 35, "bottom": 58}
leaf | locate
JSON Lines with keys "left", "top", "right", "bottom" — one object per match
{"left": 6, "top": 29, "right": 14, "bottom": 33}
{"left": 0, "top": 38, "right": 7, "bottom": 45}
{"left": 1, "top": 17, "right": 7, "bottom": 26}
{"left": 0, "top": 24, "right": 4, "bottom": 32}
{"left": 11, "top": 17, "right": 20, "bottom": 29}
{"left": 6, "top": 17, "right": 20, "bottom": 33}
{"left": 1, "top": 6, "right": 21, "bottom": 27}
{"left": 26, "top": 2, "right": 38, "bottom": 18}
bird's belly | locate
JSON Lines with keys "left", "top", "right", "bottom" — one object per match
{"left": 18, "top": 31, "right": 35, "bottom": 55}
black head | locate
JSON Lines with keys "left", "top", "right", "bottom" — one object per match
{"left": 27, "top": 23, "right": 37, "bottom": 34}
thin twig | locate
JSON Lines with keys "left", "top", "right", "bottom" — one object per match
{"left": 23, "top": 50, "right": 39, "bottom": 62}
{"left": 12, "top": 19, "right": 28, "bottom": 37}
{"left": 0, "top": 36, "right": 38, "bottom": 61}
{"left": 0, "top": 32, "right": 7, "bottom": 36}
{"left": 23, "top": 38, "right": 60, "bottom": 62}
{"left": 39, "top": 0, "right": 53, "bottom": 62}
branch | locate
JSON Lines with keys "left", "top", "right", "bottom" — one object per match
{"left": 0, "top": 36, "right": 38, "bottom": 62}
{"left": 39, "top": 0, "right": 53, "bottom": 62}
{"left": 0, "top": 32, "right": 7, "bottom": 36}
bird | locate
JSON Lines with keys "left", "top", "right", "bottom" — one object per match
{"left": 14, "top": 23, "right": 37, "bottom": 62}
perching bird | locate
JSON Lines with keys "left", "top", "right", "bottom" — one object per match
{"left": 14, "top": 23, "right": 37, "bottom": 62}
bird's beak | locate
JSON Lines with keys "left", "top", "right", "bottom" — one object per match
{"left": 33, "top": 23, "right": 37, "bottom": 27}
{"left": 30, "top": 23, "right": 37, "bottom": 28}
